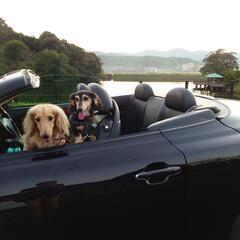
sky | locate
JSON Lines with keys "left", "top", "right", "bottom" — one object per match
{"left": 0, "top": 0, "right": 240, "bottom": 53}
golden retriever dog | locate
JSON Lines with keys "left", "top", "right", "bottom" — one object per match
{"left": 22, "top": 104, "right": 70, "bottom": 150}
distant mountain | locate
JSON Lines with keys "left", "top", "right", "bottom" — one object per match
{"left": 95, "top": 51, "right": 128, "bottom": 57}
{"left": 96, "top": 49, "right": 240, "bottom": 74}
{"left": 96, "top": 48, "right": 208, "bottom": 61}
{"left": 135, "top": 49, "right": 208, "bottom": 61}
{"left": 98, "top": 55, "right": 202, "bottom": 74}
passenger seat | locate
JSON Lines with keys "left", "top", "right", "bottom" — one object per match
{"left": 142, "top": 96, "right": 165, "bottom": 130}
{"left": 162, "top": 88, "right": 196, "bottom": 119}
{"left": 125, "top": 83, "right": 165, "bottom": 133}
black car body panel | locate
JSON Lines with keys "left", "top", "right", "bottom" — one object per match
{"left": 0, "top": 131, "right": 187, "bottom": 239}
{"left": 218, "top": 98, "right": 240, "bottom": 132}
{"left": 148, "top": 108, "right": 216, "bottom": 131}
{"left": 161, "top": 118, "right": 240, "bottom": 240}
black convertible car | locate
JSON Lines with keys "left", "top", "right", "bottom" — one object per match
{"left": 1, "top": 69, "right": 240, "bottom": 240}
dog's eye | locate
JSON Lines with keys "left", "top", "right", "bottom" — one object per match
{"left": 83, "top": 96, "right": 88, "bottom": 101}
{"left": 48, "top": 116, "right": 53, "bottom": 121}
{"left": 35, "top": 117, "right": 40, "bottom": 122}
{"left": 75, "top": 97, "right": 79, "bottom": 102}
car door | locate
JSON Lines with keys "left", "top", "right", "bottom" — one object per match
{"left": 161, "top": 118, "right": 240, "bottom": 240}
{"left": 0, "top": 131, "right": 186, "bottom": 240}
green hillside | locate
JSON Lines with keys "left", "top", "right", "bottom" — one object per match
{"left": 0, "top": 18, "right": 102, "bottom": 78}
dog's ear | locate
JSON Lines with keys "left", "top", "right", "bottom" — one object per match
{"left": 23, "top": 108, "right": 36, "bottom": 137}
{"left": 54, "top": 107, "right": 70, "bottom": 138}
{"left": 69, "top": 92, "right": 76, "bottom": 112}
{"left": 90, "top": 92, "right": 102, "bottom": 111}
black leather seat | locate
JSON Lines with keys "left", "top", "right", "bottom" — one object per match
{"left": 125, "top": 86, "right": 196, "bottom": 133}
{"left": 162, "top": 87, "right": 196, "bottom": 119}
{"left": 76, "top": 83, "right": 90, "bottom": 91}
{"left": 76, "top": 83, "right": 121, "bottom": 139}
{"left": 142, "top": 96, "right": 165, "bottom": 129}
{"left": 125, "top": 83, "right": 154, "bottom": 134}
{"left": 125, "top": 83, "right": 167, "bottom": 133}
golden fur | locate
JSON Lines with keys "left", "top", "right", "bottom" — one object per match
{"left": 22, "top": 104, "right": 70, "bottom": 150}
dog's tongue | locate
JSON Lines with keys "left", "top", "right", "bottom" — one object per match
{"left": 78, "top": 112, "right": 85, "bottom": 120}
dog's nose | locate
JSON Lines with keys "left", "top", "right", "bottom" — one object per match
{"left": 42, "top": 134, "right": 49, "bottom": 140}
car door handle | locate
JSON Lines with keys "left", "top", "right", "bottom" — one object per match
{"left": 135, "top": 166, "right": 181, "bottom": 185}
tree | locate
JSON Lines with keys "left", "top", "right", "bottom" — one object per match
{"left": 39, "top": 31, "right": 64, "bottom": 52}
{"left": 0, "top": 19, "right": 103, "bottom": 77}
{"left": 223, "top": 69, "right": 236, "bottom": 86}
{"left": 236, "top": 70, "right": 240, "bottom": 80}
{"left": 200, "top": 49, "right": 238, "bottom": 76}
{"left": 0, "top": 63, "right": 9, "bottom": 76}
{"left": 20, "top": 35, "right": 41, "bottom": 52}
{"left": 0, "top": 18, "right": 18, "bottom": 44}
{"left": 3, "top": 40, "right": 31, "bottom": 62}
{"left": 33, "top": 49, "right": 77, "bottom": 75}
{"left": 84, "top": 52, "right": 103, "bottom": 75}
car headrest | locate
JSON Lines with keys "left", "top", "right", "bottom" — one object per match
{"left": 134, "top": 83, "right": 154, "bottom": 101}
{"left": 76, "top": 83, "right": 90, "bottom": 91}
{"left": 88, "top": 83, "right": 113, "bottom": 113}
{"left": 165, "top": 88, "right": 196, "bottom": 112}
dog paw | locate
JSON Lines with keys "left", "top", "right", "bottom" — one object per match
{"left": 75, "top": 135, "right": 83, "bottom": 143}
{"left": 89, "top": 135, "right": 96, "bottom": 141}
